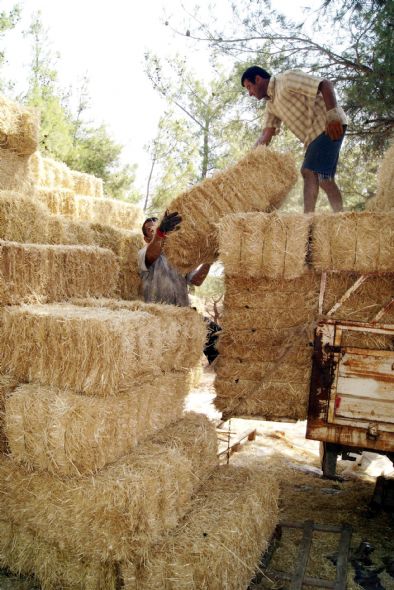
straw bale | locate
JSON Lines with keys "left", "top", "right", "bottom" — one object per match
{"left": 0, "top": 374, "right": 18, "bottom": 453}
{"left": 0, "top": 95, "right": 39, "bottom": 155}
{"left": 0, "top": 149, "right": 34, "bottom": 193}
{"left": 70, "top": 297, "right": 208, "bottom": 368}
{"left": 214, "top": 379, "right": 310, "bottom": 421}
{"left": 322, "top": 272, "right": 394, "bottom": 350}
{"left": 75, "top": 194, "right": 144, "bottom": 231}
{"left": 322, "top": 272, "right": 394, "bottom": 323}
{"left": 5, "top": 373, "right": 190, "bottom": 476}
{"left": 0, "top": 241, "right": 119, "bottom": 304}
{"left": 35, "top": 187, "right": 76, "bottom": 216}
{"left": 0, "top": 522, "right": 110, "bottom": 589}
{"left": 72, "top": 170, "right": 103, "bottom": 197}
{"left": 367, "top": 143, "right": 394, "bottom": 211}
{"left": 219, "top": 212, "right": 310, "bottom": 279}
{"left": 0, "top": 190, "right": 49, "bottom": 242}
{"left": 63, "top": 218, "right": 97, "bottom": 245}
{"left": 89, "top": 225, "right": 143, "bottom": 298}
{"left": 0, "top": 302, "right": 206, "bottom": 394}
{"left": 215, "top": 358, "right": 311, "bottom": 384}
{"left": 162, "top": 147, "right": 298, "bottom": 273}
{"left": 122, "top": 463, "right": 279, "bottom": 590}
{"left": 218, "top": 339, "right": 312, "bottom": 364}
{"left": 28, "top": 151, "right": 44, "bottom": 184}
{"left": 0, "top": 519, "right": 118, "bottom": 590}
{"left": 312, "top": 211, "right": 394, "bottom": 272}
{"left": 0, "top": 413, "right": 217, "bottom": 561}
{"left": 224, "top": 277, "right": 319, "bottom": 311}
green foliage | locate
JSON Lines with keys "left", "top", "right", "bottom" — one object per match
{"left": 180, "top": 0, "right": 393, "bottom": 152}
{"left": 144, "top": 53, "right": 247, "bottom": 210}
{"left": 0, "top": 4, "right": 21, "bottom": 91}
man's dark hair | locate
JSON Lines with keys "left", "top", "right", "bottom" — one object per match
{"left": 142, "top": 217, "right": 158, "bottom": 237}
{"left": 241, "top": 66, "right": 271, "bottom": 87}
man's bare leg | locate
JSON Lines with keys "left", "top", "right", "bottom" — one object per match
{"left": 319, "top": 178, "right": 343, "bottom": 212}
{"left": 302, "top": 168, "right": 319, "bottom": 213}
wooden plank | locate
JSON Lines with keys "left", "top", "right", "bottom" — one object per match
{"left": 326, "top": 276, "right": 368, "bottom": 317}
{"left": 217, "top": 428, "right": 257, "bottom": 458}
{"left": 268, "top": 570, "right": 335, "bottom": 588}
{"left": 335, "top": 396, "right": 394, "bottom": 424}
{"left": 334, "top": 523, "right": 352, "bottom": 590}
{"left": 306, "top": 421, "right": 394, "bottom": 448}
{"left": 336, "top": 375, "right": 394, "bottom": 398}
{"left": 319, "top": 272, "right": 327, "bottom": 316}
{"left": 339, "top": 351, "right": 394, "bottom": 377}
{"left": 289, "top": 519, "right": 314, "bottom": 590}
{"left": 372, "top": 298, "right": 394, "bottom": 322}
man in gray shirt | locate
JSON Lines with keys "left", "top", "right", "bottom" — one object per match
{"left": 138, "top": 212, "right": 211, "bottom": 306}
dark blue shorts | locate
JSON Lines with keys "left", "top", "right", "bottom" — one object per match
{"left": 302, "top": 129, "right": 346, "bottom": 180}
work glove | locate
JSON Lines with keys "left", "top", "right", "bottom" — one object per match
{"left": 326, "top": 107, "right": 344, "bottom": 141}
{"left": 157, "top": 210, "right": 182, "bottom": 237}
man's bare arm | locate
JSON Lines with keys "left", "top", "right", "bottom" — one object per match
{"left": 190, "top": 263, "right": 211, "bottom": 286}
{"left": 145, "top": 232, "right": 166, "bottom": 268}
{"left": 318, "top": 80, "right": 344, "bottom": 141}
{"left": 254, "top": 127, "right": 276, "bottom": 148}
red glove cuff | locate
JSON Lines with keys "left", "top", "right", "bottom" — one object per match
{"left": 156, "top": 229, "right": 167, "bottom": 239}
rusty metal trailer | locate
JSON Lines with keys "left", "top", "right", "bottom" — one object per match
{"left": 306, "top": 273, "right": 394, "bottom": 478}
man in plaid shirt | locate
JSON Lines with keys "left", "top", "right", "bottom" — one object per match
{"left": 241, "top": 66, "right": 347, "bottom": 213}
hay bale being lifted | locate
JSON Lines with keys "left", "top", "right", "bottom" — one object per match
{"left": 219, "top": 212, "right": 311, "bottom": 279}
{"left": 5, "top": 373, "right": 190, "bottom": 476}
{"left": 0, "top": 413, "right": 218, "bottom": 562}
{"left": 0, "top": 241, "right": 119, "bottom": 304}
{"left": 122, "top": 462, "right": 279, "bottom": 590}
{"left": 162, "top": 147, "right": 297, "bottom": 273}
{"left": 0, "top": 302, "right": 206, "bottom": 395}
{"left": 312, "top": 211, "right": 394, "bottom": 273}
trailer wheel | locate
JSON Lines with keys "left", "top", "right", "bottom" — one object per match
{"left": 320, "top": 442, "right": 341, "bottom": 479}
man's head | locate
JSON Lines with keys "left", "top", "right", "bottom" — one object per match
{"left": 142, "top": 217, "right": 158, "bottom": 243}
{"left": 241, "top": 66, "right": 271, "bottom": 100}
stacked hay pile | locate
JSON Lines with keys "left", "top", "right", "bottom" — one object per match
{"left": 0, "top": 94, "right": 39, "bottom": 193}
{"left": 163, "top": 146, "right": 298, "bottom": 273}
{"left": 0, "top": 94, "right": 280, "bottom": 589}
{"left": 0, "top": 190, "right": 143, "bottom": 300}
{"left": 366, "top": 142, "right": 394, "bottom": 211}
{"left": 0, "top": 300, "right": 278, "bottom": 588}
{"left": 29, "top": 151, "right": 144, "bottom": 231}
{"left": 216, "top": 211, "right": 394, "bottom": 420}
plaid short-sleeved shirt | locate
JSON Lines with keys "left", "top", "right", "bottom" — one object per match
{"left": 263, "top": 70, "right": 347, "bottom": 148}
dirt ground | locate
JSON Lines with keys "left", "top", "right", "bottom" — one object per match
{"left": 1, "top": 366, "right": 393, "bottom": 590}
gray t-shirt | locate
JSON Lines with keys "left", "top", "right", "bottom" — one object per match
{"left": 138, "top": 245, "right": 192, "bottom": 307}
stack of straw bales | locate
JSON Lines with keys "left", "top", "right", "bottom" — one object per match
{"left": 366, "top": 143, "right": 394, "bottom": 212}
{"left": 0, "top": 94, "right": 39, "bottom": 193}
{"left": 30, "top": 153, "right": 143, "bottom": 232}
{"left": 29, "top": 153, "right": 75, "bottom": 191}
{"left": 0, "top": 190, "right": 144, "bottom": 299}
{"left": 0, "top": 297, "right": 278, "bottom": 588}
{"left": 0, "top": 93, "right": 281, "bottom": 589}
{"left": 216, "top": 211, "right": 394, "bottom": 420}
{"left": 0, "top": 241, "right": 119, "bottom": 304}
{"left": 163, "top": 146, "right": 298, "bottom": 273}
{"left": 121, "top": 463, "right": 279, "bottom": 590}
{"left": 74, "top": 193, "right": 144, "bottom": 230}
